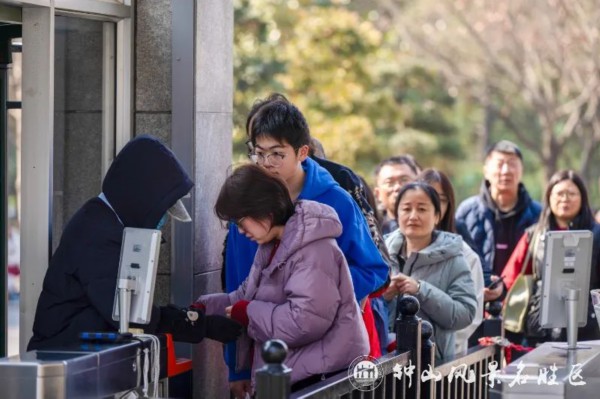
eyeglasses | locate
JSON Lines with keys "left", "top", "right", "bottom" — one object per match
{"left": 249, "top": 151, "right": 287, "bottom": 167}
{"left": 380, "top": 176, "right": 413, "bottom": 189}
{"left": 234, "top": 217, "right": 246, "bottom": 228}
{"left": 245, "top": 140, "right": 254, "bottom": 156}
{"left": 551, "top": 190, "right": 580, "bottom": 200}
{"left": 494, "top": 159, "right": 520, "bottom": 169}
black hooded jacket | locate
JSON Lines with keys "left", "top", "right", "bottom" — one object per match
{"left": 28, "top": 135, "right": 193, "bottom": 350}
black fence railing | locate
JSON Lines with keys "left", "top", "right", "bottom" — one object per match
{"left": 426, "top": 344, "right": 501, "bottom": 399}
{"left": 290, "top": 350, "right": 414, "bottom": 399}
{"left": 427, "top": 301, "right": 504, "bottom": 399}
{"left": 255, "top": 296, "right": 504, "bottom": 399}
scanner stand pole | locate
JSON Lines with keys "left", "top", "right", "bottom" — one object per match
{"left": 553, "top": 288, "right": 591, "bottom": 351}
{"left": 118, "top": 278, "right": 136, "bottom": 334}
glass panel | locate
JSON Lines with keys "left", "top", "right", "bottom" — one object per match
{"left": 7, "top": 51, "right": 22, "bottom": 358}
{"left": 53, "top": 16, "right": 114, "bottom": 249}
{"left": 4, "top": 14, "right": 116, "bottom": 358}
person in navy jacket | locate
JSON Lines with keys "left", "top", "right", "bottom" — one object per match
{"left": 28, "top": 135, "right": 241, "bottom": 350}
{"left": 456, "top": 140, "right": 541, "bottom": 302}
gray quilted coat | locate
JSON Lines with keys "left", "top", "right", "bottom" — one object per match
{"left": 385, "top": 230, "right": 477, "bottom": 361}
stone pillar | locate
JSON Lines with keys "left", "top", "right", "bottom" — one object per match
{"left": 136, "top": 0, "right": 234, "bottom": 397}
{"left": 191, "top": 1, "right": 234, "bottom": 398}
{"left": 136, "top": 1, "right": 233, "bottom": 397}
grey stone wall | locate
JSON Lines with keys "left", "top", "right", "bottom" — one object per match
{"left": 192, "top": 1, "right": 234, "bottom": 398}
{"left": 135, "top": 1, "right": 234, "bottom": 397}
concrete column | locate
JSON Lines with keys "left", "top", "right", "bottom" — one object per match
{"left": 136, "top": 1, "right": 234, "bottom": 397}
{"left": 191, "top": 1, "right": 234, "bottom": 398}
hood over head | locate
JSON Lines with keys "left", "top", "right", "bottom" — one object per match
{"left": 102, "top": 135, "right": 193, "bottom": 228}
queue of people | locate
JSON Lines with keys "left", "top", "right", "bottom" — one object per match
{"left": 27, "top": 92, "right": 600, "bottom": 398}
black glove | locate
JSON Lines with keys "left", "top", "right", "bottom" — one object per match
{"left": 157, "top": 304, "right": 243, "bottom": 344}
{"left": 157, "top": 304, "right": 206, "bottom": 343}
{"left": 205, "top": 315, "right": 243, "bottom": 344}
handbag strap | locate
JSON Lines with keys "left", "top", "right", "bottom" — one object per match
{"left": 521, "top": 229, "right": 540, "bottom": 280}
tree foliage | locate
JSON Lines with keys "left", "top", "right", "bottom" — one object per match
{"left": 378, "top": 0, "right": 600, "bottom": 187}
{"left": 233, "top": 0, "right": 465, "bottom": 182}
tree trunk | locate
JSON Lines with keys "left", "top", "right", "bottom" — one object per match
{"left": 540, "top": 123, "right": 559, "bottom": 183}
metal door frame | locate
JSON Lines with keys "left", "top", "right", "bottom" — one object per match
{"left": 0, "top": 0, "right": 134, "bottom": 354}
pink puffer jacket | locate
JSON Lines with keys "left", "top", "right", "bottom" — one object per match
{"left": 198, "top": 200, "right": 369, "bottom": 384}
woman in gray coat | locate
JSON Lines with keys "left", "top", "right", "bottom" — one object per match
{"left": 384, "top": 182, "right": 477, "bottom": 361}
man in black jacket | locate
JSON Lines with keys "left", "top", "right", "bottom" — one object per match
{"left": 28, "top": 135, "right": 241, "bottom": 350}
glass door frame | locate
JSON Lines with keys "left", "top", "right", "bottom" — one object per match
{"left": 0, "top": 0, "right": 134, "bottom": 354}
{"left": 0, "top": 4, "right": 23, "bottom": 358}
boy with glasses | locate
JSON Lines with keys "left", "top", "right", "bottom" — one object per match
{"left": 222, "top": 95, "right": 388, "bottom": 398}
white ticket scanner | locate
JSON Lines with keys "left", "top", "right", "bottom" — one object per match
{"left": 540, "top": 230, "right": 593, "bottom": 350}
{"left": 112, "top": 227, "right": 161, "bottom": 333}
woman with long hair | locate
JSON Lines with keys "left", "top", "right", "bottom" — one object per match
{"left": 503, "top": 170, "right": 600, "bottom": 345}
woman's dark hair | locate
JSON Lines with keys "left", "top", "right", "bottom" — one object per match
{"left": 540, "top": 169, "right": 594, "bottom": 230}
{"left": 393, "top": 181, "right": 441, "bottom": 221}
{"left": 417, "top": 168, "right": 456, "bottom": 233}
{"left": 215, "top": 164, "right": 295, "bottom": 226}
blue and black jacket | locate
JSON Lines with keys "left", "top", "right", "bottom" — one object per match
{"left": 455, "top": 181, "right": 541, "bottom": 286}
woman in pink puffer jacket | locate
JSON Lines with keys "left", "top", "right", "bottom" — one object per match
{"left": 196, "top": 164, "right": 368, "bottom": 393}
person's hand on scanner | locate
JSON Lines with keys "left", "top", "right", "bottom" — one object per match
{"left": 157, "top": 304, "right": 242, "bottom": 344}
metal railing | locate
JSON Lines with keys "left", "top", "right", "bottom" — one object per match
{"left": 423, "top": 301, "right": 504, "bottom": 399}
{"left": 291, "top": 350, "right": 414, "bottom": 399}
{"left": 427, "top": 345, "right": 500, "bottom": 399}
{"left": 255, "top": 296, "right": 504, "bottom": 399}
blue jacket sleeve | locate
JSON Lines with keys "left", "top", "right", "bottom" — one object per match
{"left": 225, "top": 223, "right": 254, "bottom": 292}
{"left": 225, "top": 345, "right": 252, "bottom": 381}
{"left": 329, "top": 191, "right": 388, "bottom": 301}
{"left": 456, "top": 198, "right": 493, "bottom": 286}
{"left": 223, "top": 224, "right": 258, "bottom": 381}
